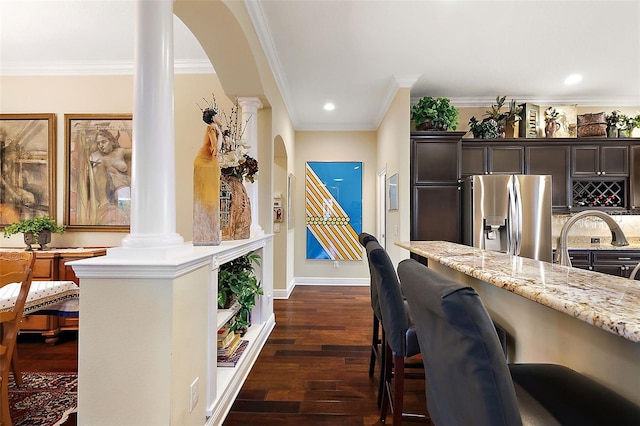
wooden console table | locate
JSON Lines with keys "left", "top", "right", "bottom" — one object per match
{"left": 1, "top": 247, "right": 106, "bottom": 343}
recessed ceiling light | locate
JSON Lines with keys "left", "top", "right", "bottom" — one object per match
{"left": 564, "top": 74, "right": 583, "bottom": 85}
{"left": 324, "top": 103, "right": 335, "bottom": 111}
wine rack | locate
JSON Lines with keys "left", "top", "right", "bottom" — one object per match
{"left": 572, "top": 180, "right": 625, "bottom": 208}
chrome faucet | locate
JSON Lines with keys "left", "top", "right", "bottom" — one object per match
{"left": 555, "top": 210, "right": 629, "bottom": 266}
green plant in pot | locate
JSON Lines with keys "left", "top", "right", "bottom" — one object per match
{"left": 468, "top": 117, "right": 501, "bottom": 139}
{"left": 619, "top": 114, "right": 640, "bottom": 138}
{"left": 484, "top": 96, "right": 522, "bottom": 137}
{"left": 218, "top": 251, "right": 263, "bottom": 334}
{"left": 411, "top": 97, "right": 459, "bottom": 131}
{"left": 3, "top": 215, "right": 65, "bottom": 251}
{"left": 606, "top": 110, "right": 624, "bottom": 138}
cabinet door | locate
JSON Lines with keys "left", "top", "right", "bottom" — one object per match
{"left": 572, "top": 146, "right": 599, "bottom": 176}
{"left": 413, "top": 140, "right": 459, "bottom": 184}
{"left": 630, "top": 146, "right": 640, "bottom": 209}
{"left": 411, "top": 185, "right": 460, "bottom": 242}
{"left": 526, "top": 145, "right": 571, "bottom": 210}
{"left": 572, "top": 145, "right": 628, "bottom": 176}
{"left": 488, "top": 146, "right": 524, "bottom": 174}
{"left": 461, "top": 146, "right": 486, "bottom": 176}
{"left": 592, "top": 251, "right": 640, "bottom": 278}
{"left": 600, "top": 145, "right": 628, "bottom": 176}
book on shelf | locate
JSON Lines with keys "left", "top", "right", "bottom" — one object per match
{"left": 218, "top": 330, "right": 236, "bottom": 349}
{"left": 217, "top": 324, "right": 231, "bottom": 341}
{"left": 217, "top": 333, "right": 241, "bottom": 357}
{"left": 217, "top": 339, "right": 249, "bottom": 367}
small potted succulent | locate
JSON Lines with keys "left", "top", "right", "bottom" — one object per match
{"left": 3, "top": 215, "right": 65, "bottom": 251}
{"left": 411, "top": 97, "right": 459, "bottom": 131}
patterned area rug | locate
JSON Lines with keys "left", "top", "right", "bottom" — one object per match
{"left": 8, "top": 372, "right": 77, "bottom": 426}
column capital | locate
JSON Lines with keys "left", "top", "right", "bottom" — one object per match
{"left": 237, "top": 97, "right": 263, "bottom": 113}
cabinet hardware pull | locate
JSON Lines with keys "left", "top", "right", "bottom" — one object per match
{"left": 618, "top": 257, "right": 632, "bottom": 260}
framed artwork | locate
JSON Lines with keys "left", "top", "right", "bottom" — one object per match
{"left": 0, "top": 113, "right": 56, "bottom": 226}
{"left": 64, "top": 114, "right": 132, "bottom": 231}
{"left": 388, "top": 173, "right": 398, "bottom": 211}
{"left": 305, "top": 161, "right": 362, "bottom": 260}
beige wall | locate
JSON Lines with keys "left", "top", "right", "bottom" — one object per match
{"left": 377, "top": 87, "right": 412, "bottom": 266}
{"left": 0, "top": 73, "right": 235, "bottom": 248}
{"left": 293, "top": 130, "right": 377, "bottom": 280}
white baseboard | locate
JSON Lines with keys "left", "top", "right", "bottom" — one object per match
{"left": 273, "top": 277, "right": 370, "bottom": 299}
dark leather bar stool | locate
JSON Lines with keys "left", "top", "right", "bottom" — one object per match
{"left": 358, "top": 232, "right": 385, "bottom": 407}
{"left": 366, "top": 241, "right": 429, "bottom": 425}
{"left": 398, "top": 258, "right": 640, "bottom": 426}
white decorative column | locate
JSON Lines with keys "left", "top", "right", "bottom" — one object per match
{"left": 120, "top": 0, "right": 184, "bottom": 249}
{"left": 238, "top": 97, "right": 264, "bottom": 237}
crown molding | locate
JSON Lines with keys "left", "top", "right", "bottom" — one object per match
{"left": 412, "top": 96, "right": 640, "bottom": 108}
{"left": 0, "top": 59, "right": 214, "bottom": 76}
{"left": 244, "top": 0, "right": 298, "bottom": 127}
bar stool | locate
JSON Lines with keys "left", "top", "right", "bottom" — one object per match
{"left": 358, "top": 232, "right": 384, "bottom": 407}
{"left": 398, "top": 258, "right": 640, "bottom": 426}
{"left": 366, "top": 241, "right": 429, "bottom": 425}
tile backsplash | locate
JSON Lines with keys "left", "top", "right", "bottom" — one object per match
{"left": 552, "top": 214, "right": 640, "bottom": 244}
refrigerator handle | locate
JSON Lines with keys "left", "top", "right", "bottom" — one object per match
{"left": 507, "top": 176, "right": 522, "bottom": 256}
{"left": 512, "top": 177, "right": 523, "bottom": 256}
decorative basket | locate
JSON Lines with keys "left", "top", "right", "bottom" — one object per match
{"left": 577, "top": 112, "right": 607, "bottom": 137}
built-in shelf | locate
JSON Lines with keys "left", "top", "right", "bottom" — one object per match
{"left": 217, "top": 302, "right": 241, "bottom": 330}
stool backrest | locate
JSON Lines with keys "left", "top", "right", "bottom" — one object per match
{"left": 398, "top": 258, "right": 522, "bottom": 426}
{"left": 366, "top": 240, "right": 408, "bottom": 357}
{"left": 359, "top": 233, "right": 382, "bottom": 321}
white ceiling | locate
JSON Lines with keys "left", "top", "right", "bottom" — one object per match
{"left": 2, "top": 0, "right": 639, "bottom": 131}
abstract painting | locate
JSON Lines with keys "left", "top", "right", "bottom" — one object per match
{"left": 305, "top": 161, "right": 362, "bottom": 260}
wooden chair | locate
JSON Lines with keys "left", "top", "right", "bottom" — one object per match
{"left": 0, "top": 252, "right": 35, "bottom": 426}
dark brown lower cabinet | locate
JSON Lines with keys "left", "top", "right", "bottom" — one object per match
{"left": 411, "top": 185, "right": 461, "bottom": 242}
{"left": 566, "top": 249, "right": 640, "bottom": 279}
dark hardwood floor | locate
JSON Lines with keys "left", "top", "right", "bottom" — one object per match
{"left": 224, "top": 285, "right": 427, "bottom": 425}
{"left": 17, "top": 285, "right": 427, "bottom": 426}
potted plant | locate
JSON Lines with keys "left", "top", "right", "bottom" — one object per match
{"left": 606, "top": 110, "right": 624, "bottom": 138}
{"left": 544, "top": 107, "right": 561, "bottom": 138}
{"left": 218, "top": 251, "right": 263, "bottom": 334}
{"left": 3, "top": 215, "right": 65, "bottom": 251}
{"left": 468, "top": 116, "right": 501, "bottom": 139}
{"left": 469, "top": 96, "right": 522, "bottom": 138}
{"left": 411, "top": 97, "right": 459, "bottom": 131}
{"left": 620, "top": 114, "right": 640, "bottom": 138}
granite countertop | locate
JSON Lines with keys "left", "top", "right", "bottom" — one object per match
{"left": 396, "top": 240, "right": 640, "bottom": 343}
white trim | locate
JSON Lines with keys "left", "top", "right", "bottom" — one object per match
{"left": 411, "top": 96, "right": 640, "bottom": 108}
{"left": 0, "top": 59, "right": 214, "bottom": 76}
{"left": 294, "top": 277, "right": 369, "bottom": 286}
{"left": 244, "top": 0, "right": 298, "bottom": 126}
{"left": 273, "top": 278, "right": 296, "bottom": 299}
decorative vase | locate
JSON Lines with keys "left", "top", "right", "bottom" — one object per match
{"left": 607, "top": 127, "right": 619, "bottom": 138}
{"left": 193, "top": 125, "right": 222, "bottom": 246}
{"left": 220, "top": 173, "right": 251, "bottom": 240}
{"left": 545, "top": 120, "right": 560, "bottom": 138}
{"left": 23, "top": 230, "right": 50, "bottom": 251}
{"left": 503, "top": 122, "right": 519, "bottom": 138}
{"left": 417, "top": 121, "right": 446, "bottom": 131}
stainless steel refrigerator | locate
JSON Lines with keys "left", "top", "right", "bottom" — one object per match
{"left": 462, "top": 174, "right": 552, "bottom": 262}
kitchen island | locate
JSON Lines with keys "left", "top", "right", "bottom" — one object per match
{"left": 397, "top": 240, "right": 640, "bottom": 405}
